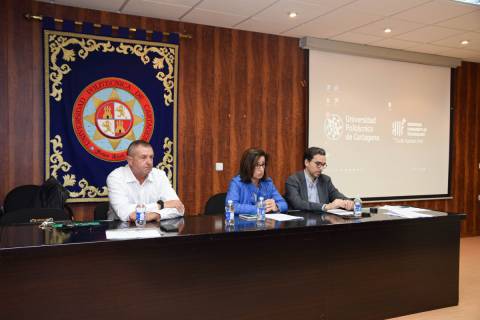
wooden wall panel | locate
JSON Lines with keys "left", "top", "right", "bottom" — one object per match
{"left": 1, "top": 0, "right": 478, "bottom": 236}
{"left": 475, "top": 64, "right": 480, "bottom": 236}
{"left": 3, "top": 0, "right": 44, "bottom": 193}
{"left": 0, "top": 1, "right": 9, "bottom": 194}
{"left": 0, "top": 0, "right": 305, "bottom": 221}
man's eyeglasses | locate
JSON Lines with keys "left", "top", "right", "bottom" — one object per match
{"left": 255, "top": 162, "right": 266, "bottom": 168}
{"left": 312, "top": 161, "right": 327, "bottom": 168}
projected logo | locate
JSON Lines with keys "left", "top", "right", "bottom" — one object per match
{"left": 324, "top": 113, "right": 343, "bottom": 140}
{"left": 406, "top": 121, "right": 427, "bottom": 137}
{"left": 392, "top": 118, "right": 427, "bottom": 144}
{"left": 392, "top": 118, "right": 406, "bottom": 137}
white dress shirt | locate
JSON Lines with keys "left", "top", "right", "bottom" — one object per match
{"left": 107, "top": 165, "right": 183, "bottom": 221}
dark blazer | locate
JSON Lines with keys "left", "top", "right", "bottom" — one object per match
{"left": 285, "top": 170, "right": 348, "bottom": 211}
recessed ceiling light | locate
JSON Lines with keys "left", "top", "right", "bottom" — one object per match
{"left": 461, "top": 40, "right": 469, "bottom": 45}
{"left": 384, "top": 28, "right": 392, "bottom": 33}
{"left": 288, "top": 12, "right": 297, "bottom": 18}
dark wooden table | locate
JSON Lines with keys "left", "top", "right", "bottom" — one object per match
{"left": 0, "top": 209, "right": 464, "bottom": 320}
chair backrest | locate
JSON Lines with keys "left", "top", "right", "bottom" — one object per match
{"left": 0, "top": 208, "right": 70, "bottom": 224}
{"left": 3, "top": 185, "right": 41, "bottom": 213}
{"left": 94, "top": 202, "right": 110, "bottom": 220}
{"left": 35, "top": 177, "right": 69, "bottom": 209}
{"left": 204, "top": 193, "right": 227, "bottom": 215}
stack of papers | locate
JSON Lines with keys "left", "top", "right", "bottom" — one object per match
{"left": 327, "top": 209, "right": 354, "bottom": 216}
{"left": 265, "top": 213, "right": 304, "bottom": 221}
{"left": 106, "top": 228, "right": 162, "bottom": 240}
{"left": 381, "top": 206, "right": 432, "bottom": 219}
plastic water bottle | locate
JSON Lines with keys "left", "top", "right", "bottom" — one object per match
{"left": 225, "top": 200, "right": 235, "bottom": 226}
{"left": 257, "top": 196, "right": 266, "bottom": 222}
{"left": 353, "top": 197, "right": 362, "bottom": 217}
{"left": 135, "top": 203, "right": 146, "bottom": 227}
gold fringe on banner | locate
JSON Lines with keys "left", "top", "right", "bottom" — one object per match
{"left": 24, "top": 13, "right": 192, "bottom": 39}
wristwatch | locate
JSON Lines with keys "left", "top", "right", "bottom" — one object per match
{"left": 157, "top": 199, "right": 164, "bottom": 210}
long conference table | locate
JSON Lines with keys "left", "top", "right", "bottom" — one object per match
{"left": 0, "top": 209, "right": 464, "bottom": 320}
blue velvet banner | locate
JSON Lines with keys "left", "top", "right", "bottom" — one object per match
{"left": 43, "top": 19, "right": 179, "bottom": 202}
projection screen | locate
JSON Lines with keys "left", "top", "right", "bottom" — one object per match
{"left": 308, "top": 50, "right": 451, "bottom": 200}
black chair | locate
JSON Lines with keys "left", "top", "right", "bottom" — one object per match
{"left": 2, "top": 183, "right": 73, "bottom": 221}
{"left": 0, "top": 208, "right": 70, "bottom": 224}
{"left": 204, "top": 193, "right": 227, "bottom": 215}
{"left": 3, "top": 185, "right": 41, "bottom": 213}
{"left": 94, "top": 202, "right": 110, "bottom": 220}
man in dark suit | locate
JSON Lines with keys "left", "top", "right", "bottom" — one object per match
{"left": 285, "top": 147, "right": 354, "bottom": 212}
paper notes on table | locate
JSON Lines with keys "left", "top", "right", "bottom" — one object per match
{"left": 381, "top": 205, "right": 432, "bottom": 219}
{"left": 106, "top": 228, "right": 161, "bottom": 240}
{"left": 327, "top": 209, "right": 354, "bottom": 216}
{"left": 265, "top": 213, "right": 304, "bottom": 221}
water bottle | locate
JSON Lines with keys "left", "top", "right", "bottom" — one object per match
{"left": 257, "top": 196, "right": 266, "bottom": 222}
{"left": 353, "top": 197, "right": 362, "bottom": 217}
{"left": 225, "top": 200, "right": 235, "bottom": 226}
{"left": 135, "top": 203, "right": 146, "bottom": 227}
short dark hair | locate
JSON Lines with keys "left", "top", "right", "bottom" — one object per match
{"left": 303, "top": 147, "right": 326, "bottom": 162}
{"left": 127, "top": 140, "right": 152, "bottom": 156}
{"left": 239, "top": 148, "right": 269, "bottom": 183}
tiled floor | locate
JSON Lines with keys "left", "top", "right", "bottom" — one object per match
{"left": 390, "top": 236, "right": 480, "bottom": 320}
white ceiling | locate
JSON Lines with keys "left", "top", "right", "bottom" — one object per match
{"left": 41, "top": 0, "right": 480, "bottom": 62}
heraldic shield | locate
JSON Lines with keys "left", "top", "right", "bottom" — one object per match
{"left": 43, "top": 17, "right": 179, "bottom": 202}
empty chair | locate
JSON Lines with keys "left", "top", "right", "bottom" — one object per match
{"left": 3, "top": 185, "right": 41, "bottom": 213}
{"left": 204, "top": 193, "right": 227, "bottom": 215}
{"left": 94, "top": 202, "right": 110, "bottom": 220}
{"left": 0, "top": 208, "right": 70, "bottom": 224}
{"left": 2, "top": 180, "right": 72, "bottom": 221}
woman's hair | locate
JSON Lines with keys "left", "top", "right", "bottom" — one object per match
{"left": 239, "top": 148, "right": 269, "bottom": 183}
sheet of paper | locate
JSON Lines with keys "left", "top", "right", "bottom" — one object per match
{"left": 381, "top": 206, "right": 432, "bottom": 218}
{"left": 265, "top": 213, "right": 304, "bottom": 221}
{"left": 327, "top": 209, "right": 354, "bottom": 216}
{"left": 383, "top": 211, "right": 432, "bottom": 218}
{"left": 106, "top": 228, "right": 162, "bottom": 240}
{"left": 410, "top": 207, "right": 429, "bottom": 212}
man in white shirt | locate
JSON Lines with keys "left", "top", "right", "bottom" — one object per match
{"left": 107, "top": 140, "right": 184, "bottom": 222}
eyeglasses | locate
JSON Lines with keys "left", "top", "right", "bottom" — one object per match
{"left": 312, "top": 161, "right": 327, "bottom": 168}
{"left": 255, "top": 162, "right": 266, "bottom": 168}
